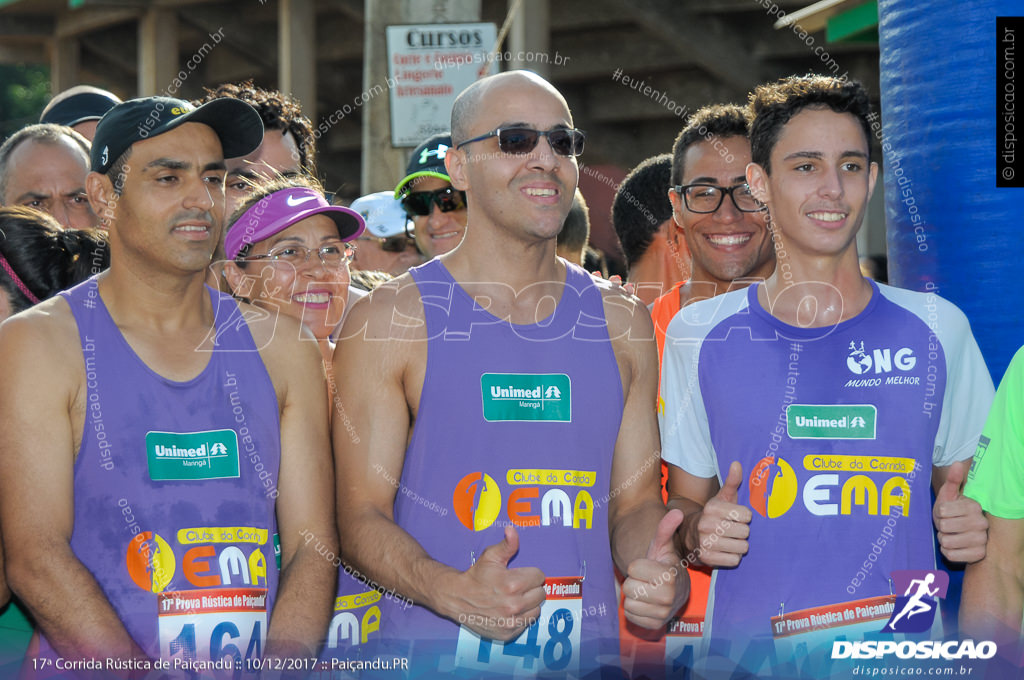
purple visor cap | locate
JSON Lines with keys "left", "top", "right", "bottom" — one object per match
{"left": 225, "top": 187, "right": 365, "bottom": 260}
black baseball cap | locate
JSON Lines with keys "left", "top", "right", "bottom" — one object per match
{"left": 40, "top": 90, "right": 121, "bottom": 127}
{"left": 90, "top": 96, "right": 264, "bottom": 174}
{"left": 393, "top": 133, "right": 454, "bottom": 198}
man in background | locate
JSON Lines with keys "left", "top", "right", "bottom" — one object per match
{"left": 0, "top": 124, "right": 98, "bottom": 230}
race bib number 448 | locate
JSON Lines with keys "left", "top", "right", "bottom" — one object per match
{"left": 455, "top": 576, "right": 582, "bottom": 677}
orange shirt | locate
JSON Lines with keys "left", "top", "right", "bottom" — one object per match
{"left": 618, "top": 280, "right": 712, "bottom": 677}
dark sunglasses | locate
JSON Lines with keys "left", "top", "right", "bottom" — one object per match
{"left": 456, "top": 127, "right": 586, "bottom": 157}
{"left": 400, "top": 187, "right": 467, "bottom": 217}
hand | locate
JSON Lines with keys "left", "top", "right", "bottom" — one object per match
{"left": 623, "top": 509, "right": 688, "bottom": 629}
{"left": 933, "top": 460, "right": 988, "bottom": 564}
{"left": 450, "top": 526, "right": 547, "bottom": 641}
{"left": 694, "top": 461, "right": 751, "bottom": 567}
{"left": 591, "top": 270, "right": 637, "bottom": 297}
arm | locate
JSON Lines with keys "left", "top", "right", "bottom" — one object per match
{"left": 605, "top": 290, "right": 688, "bottom": 629}
{"left": 332, "top": 283, "right": 545, "bottom": 641}
{"left": 0, "top": 309, "right": 148, "bottom": 663}
{"left": 932, "top": 461, "right": 988, "bottom": 564}
{"left": 961, "top": 514, "right": 1024, "bottom": 643}
{"left": 258, "top": 316, "right": 339, "bottom": 659}
{"left": 0, "top": 536, "right": 9, "bottom": 609}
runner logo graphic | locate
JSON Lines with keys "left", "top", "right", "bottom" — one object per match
{"left": 881, "top": 570, "right": 949, "bottom": 633}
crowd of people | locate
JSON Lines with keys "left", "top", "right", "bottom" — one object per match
{"left": 0, "top": 66, "right": 1019, "bottom": 680}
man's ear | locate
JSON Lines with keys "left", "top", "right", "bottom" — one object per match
{"left": 746, "top": 162, "right": 770, "bottom": 206}
{"left": 86, "top": 171, "right": 114, "bottom": 227}
{"left": 445, "top": 147, "right": 469, "bottom": 192}
{"left": 667, "top": 186, "right": 685, "bottom": 229}
{"left": 867, "top": 161, "right": 879, "bottom": 202}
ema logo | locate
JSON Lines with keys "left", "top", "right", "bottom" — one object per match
{"left": 846, "top": 341, "right": 917, "bottom": 375}
{"left": 420, "top": 143, "right": 449, "bottom": 164}
{"left": 748, "top": 456, "right": 798, "bottom": 518}
{"left": 882, "top": 570, "right": 948, "bottom": 633}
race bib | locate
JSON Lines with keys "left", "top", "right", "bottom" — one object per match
{"left": 159, "top": 586, "right": 268, "bottom": 668}
{"left": 664, "top": 615, "right": 704, "bottom": 677}
{"left": 770, "top": 594, "right": 896, "bottom": 678}
{"left": 455, "top": 576, "right": 582, "bottom": 677}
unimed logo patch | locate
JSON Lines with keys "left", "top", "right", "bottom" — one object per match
{"left": 146, "top": 429, "right": 240, "bottom": 481}
{"left": 786, "top": 404, "right": 877, "bottom": 439}
{"left": 480, "top": 373, "right": 571, "bottom": 422}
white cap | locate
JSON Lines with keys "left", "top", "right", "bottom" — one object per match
{"left": 349, "top": 191, "right": 409, "bottom": 239}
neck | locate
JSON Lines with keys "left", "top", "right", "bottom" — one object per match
{"left": 629, "top": 231, "right": 690, "bottom": 305}
{"left": 447, "top": 225, "right": 564, "bottom": 291}
{"left": 98, "top": 262, "right": 214, "bottom": 331}
{"left": 760, "top": 246, "right": 870, "bottom": 327}
{"left": 444, "top": 226, "right": 567, "bottom": 325}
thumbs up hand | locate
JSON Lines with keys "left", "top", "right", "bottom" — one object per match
{"left": 933, "top": 460, "right": 988, "bottom": 564}
{"left": 622, "top": 509, "right": 688, "bottom": 629}
{"left": 693, "top": 461, "right": 752, "bottom": 568}
{"left": 451, "top": 526, "right": 547, "bottom": 641}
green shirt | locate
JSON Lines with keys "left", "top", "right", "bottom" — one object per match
{"left": 965, "top": 345, "right": 1024, "bottom": 517}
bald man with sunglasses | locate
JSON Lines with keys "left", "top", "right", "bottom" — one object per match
{"left": 332, "top": 71, "right": 687, "bottom": 677}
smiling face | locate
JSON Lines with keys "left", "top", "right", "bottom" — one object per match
{"left": 407, "top": 176, "right": 468, "bottom": 258}
{"left": 4, "top": 138, "right": 97, "bottom": 230}
{"left": 225, "top": 214, "right": 350, "bottom": 341}
{"left": 447, "top": 75, "right": 578, "bottom": 246}
{"left": 747, "top": 107, "right": 877, "bottom": 263}
{"left": 668, "top": 136, "right": 774, "bottom": 289}
{"left": 93, "top": 122, "right": 227, "bottom": 275}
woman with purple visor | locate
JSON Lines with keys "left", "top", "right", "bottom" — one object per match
{"left": 223, "top": 177, "right": 364, "bottom": 366}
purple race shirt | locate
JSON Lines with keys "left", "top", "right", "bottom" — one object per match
{"left": 659, "top": 281, "right": 992, "bottom": 648}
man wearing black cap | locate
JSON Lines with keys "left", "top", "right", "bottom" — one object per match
{"left": 394, "top": 132, "right": 468, "bottom": 259}
{"left": 39, "top": 85, "right": 122, "bottom": 142}
{"left": 0, "top": 97, "right": 338, "bottom": 670}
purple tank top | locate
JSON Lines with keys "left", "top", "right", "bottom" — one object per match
{"left": 378, "top": 259, "right": 623, "bottom": 675}
{"left": 36, "top": 277, "right": 281, "bottom": 670}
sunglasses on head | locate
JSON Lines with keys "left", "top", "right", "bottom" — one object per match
{"left": 400, "top": 187, "right": 467, "bottom": 217}
{"left": 456, "top": 127, "right": 586, "bottom": 157}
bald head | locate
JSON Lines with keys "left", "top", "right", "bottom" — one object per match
{"left": 451, "top": 71, "right": 571, "bottom": 145}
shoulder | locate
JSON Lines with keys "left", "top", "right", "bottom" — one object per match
{"left": 874, "top": 282, "right": 975, "bottom": 348}
{"left": 875, "top": 282, "right": 969, "bottom": 327}
{"left": 588, "top": 273, "right": 654, "bottom": 340}
{"left": 667, "top": 286, "right": 749, "bottom": 344}
{"left": 233, "top": 298, "right": 322, "bottom": 397}
{"left": 0, "top": 295, "right": 83, "bottom": 397}
{"left": 338, "top": 271, "right": 427, "bottom": 343}
{"left": 0, "top": 295, "right": 80, "bottom": 359}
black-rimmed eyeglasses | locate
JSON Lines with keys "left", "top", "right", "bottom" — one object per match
{"left": 674, "top": 183, "right": 760, "bottom": 213}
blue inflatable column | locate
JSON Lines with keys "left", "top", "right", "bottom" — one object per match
{"left": 878, "top": 0, "right": 1023, "bottom": 382}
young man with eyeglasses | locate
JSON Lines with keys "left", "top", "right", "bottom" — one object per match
{"left": 618, "top": 103, "right": 777, "bottom": 680}
{"left": 0, "top": 97, "right": 338, "bottom": 671}
{"left": 660, "top": 76, "right": 993, "bottom": 677}
{"left": 332, "top": 70, "right": 688, "bottom": 677}
{"left": 394, "top": 133, "right": 468, "bottom": 259}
